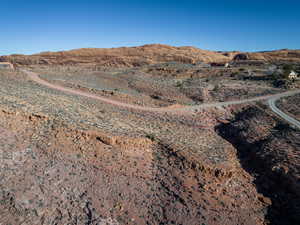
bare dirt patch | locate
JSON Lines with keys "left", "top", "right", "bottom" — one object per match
{"left": 0, "top": 107, "right": 268, "bottom": 225}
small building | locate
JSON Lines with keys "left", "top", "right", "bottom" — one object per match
{"left": 247, "top": 69, "right": 253, "bottom": 76}
{"left": 0, "top": 62, "right": 14, "bottom": 70}
{"left": 225, "top": 63, "right": 230, "bottom": 68}
{"left": 289, "top": 70, "right": 298, "bottom": 80}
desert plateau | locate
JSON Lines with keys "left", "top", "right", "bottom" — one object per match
{"left": 0, "top": 44, "right": 298, "bottom": 225}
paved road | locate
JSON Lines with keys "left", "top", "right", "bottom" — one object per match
{"left": 22, "top": 70, "right": 300, "bottom": 125}
{"left": 268, "top": 97, "right": 300, "bottom": 129}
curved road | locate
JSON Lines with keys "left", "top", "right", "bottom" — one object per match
{"left": 22, "top": 69, "right": 300, "bottom": 127}
{"left": 268, "top": 97, "right": 300, "bottom": 129}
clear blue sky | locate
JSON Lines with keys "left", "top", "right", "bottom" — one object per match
{"left": 1, "top": 0, "right": 300, "bottom": 55}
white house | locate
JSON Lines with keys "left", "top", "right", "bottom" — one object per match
{"left": 289, "top": 70, "right": 298, "bottom": 80}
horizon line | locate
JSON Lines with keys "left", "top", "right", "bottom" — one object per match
{"left": 1, "top": 43, "right": 299, "bottom": 56}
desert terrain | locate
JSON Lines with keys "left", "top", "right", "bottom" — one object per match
{"left": 0, "top": 45, "right": 299, "bottom": 225}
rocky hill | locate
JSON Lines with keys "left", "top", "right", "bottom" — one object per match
{"left": 0, "top": 44, "right": 229, "bottom": 67}
{"left": 1, "top": 44, "right": 300, "bottom": 67}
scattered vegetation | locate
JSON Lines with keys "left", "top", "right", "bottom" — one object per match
{"left": 175, "top": 80, "right": 183, "bottom": 88}
{"left": 145, "top": 133, "right": 156, "bottom": 141}
{"left": 230, "top": 71, "right": 239, "bottom": 77}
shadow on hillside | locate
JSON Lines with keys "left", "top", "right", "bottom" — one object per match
{"left": 215, "top": 119, "right": 300, "bottom": 225}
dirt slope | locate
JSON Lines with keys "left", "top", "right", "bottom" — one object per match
{"left": 217, "top": 106, "right": 300, "bottom": 225}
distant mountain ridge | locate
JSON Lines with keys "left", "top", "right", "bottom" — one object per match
{"left": 1, "top": 44, "right": 300, "bottom": 67}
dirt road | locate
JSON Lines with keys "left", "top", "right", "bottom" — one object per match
{"left": 268, "top": 97, "right": 300, "bottom": 129}
{"left": 22, "top": 69, "right": 300, "bottom": 121}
